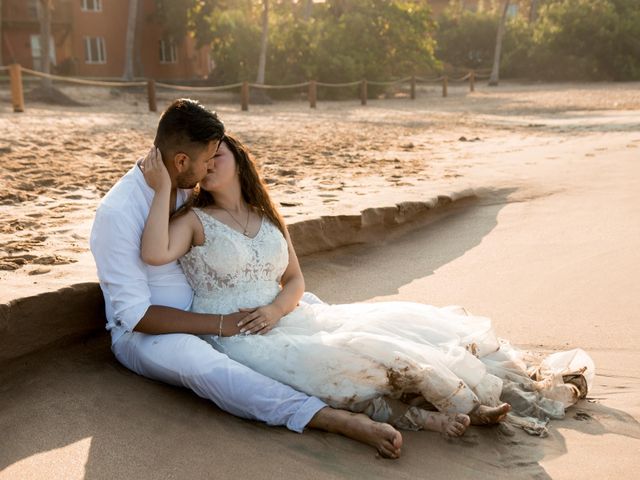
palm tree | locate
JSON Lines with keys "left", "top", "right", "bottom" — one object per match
{"left": 0, "top": 0, "right": 4, "bottom": 66}
{"left": 256, "top": 0, "right": 269, "bottom": 84}
{"left": 123, "top": 0, "right": 139, "bottom": 80}
{"left": 38, "top": 0, "right": 53, "bottom": 91}
{"left": 529, "top": 0, "right": 539, "bottom": 23}
{"left": 489, "top": 0, "right": 510, "bottom": 86}
{"left": 303, "top": 0, "right": 313, "bottom": 20}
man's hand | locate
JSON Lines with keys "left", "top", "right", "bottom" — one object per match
{"left": 141, "top": 147, "right": 171, "bottom": 192}
{"left": 238, "top": 304, "right": 283, "bottom": 335}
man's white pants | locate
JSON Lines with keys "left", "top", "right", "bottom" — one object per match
{"left": 112, "top": 331, "right": 326, "bottom": 433}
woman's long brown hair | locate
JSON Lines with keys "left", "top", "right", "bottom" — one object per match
{"left": 174, "top": 134, "right": 287, "bottom": 237}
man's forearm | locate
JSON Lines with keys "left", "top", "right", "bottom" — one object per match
{"left": 134, "top": 305, "right": 245, "bottom": 336}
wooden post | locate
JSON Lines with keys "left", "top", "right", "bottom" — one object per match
{"left": 410, "top": 75, "right": 416, "bottom": 100}
{"left": 308, "top": 80, "right": 317, "bottom": 109}
{"left": 9, "top": 64, "right": 25, "bottom": 113}
{"left": 442, "top": 76, "right": 448, "bottom": 98}
{"left": 241, "top": 81, "right": 249, "bottom": 111}
{"left": 469, "top": 70, "right": 475, "bottom": 93}
{"left": 147, "top": 79, "right": 157, "bottom": 112}
{"left": 360, "top": 79, "right": 367, "bottom": 106}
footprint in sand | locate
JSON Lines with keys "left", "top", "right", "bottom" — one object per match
{"left": 33, "top": 255, "right": 76, "bottom": 266}
{"left": 573, "top": 411, "right": 592, "bottom": 421}
{"left": 33, "top": 179, "right": 56, "bottom": 187}
{"left": 28, "top": 267, "right": 51, "bottom": 275}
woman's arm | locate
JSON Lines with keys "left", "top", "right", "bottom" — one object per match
{"left": 238, "top": 228, "right": 305, "bottom": 334}
{"left": 140, "top": 148, "right": 195, "bottom": 265}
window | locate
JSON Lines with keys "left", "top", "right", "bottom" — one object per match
{"left": 84, "top": 37, "right": 106, "bottom": 63}
{"left": 159, "top": 39, "right": 177, "bottom": 64}
{"left": 81, "top": 0, "right": 103, "bottom": 12}
{"left": 30, "top": 35, "right": 57, "bottom": 71}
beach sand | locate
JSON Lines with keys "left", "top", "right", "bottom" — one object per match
{"left": 0, "top": 82, "right": 639, "bottom": 478}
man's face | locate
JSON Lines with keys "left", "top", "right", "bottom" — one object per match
{"left": 175, "top": 140, "right": 220, "bottom": 189}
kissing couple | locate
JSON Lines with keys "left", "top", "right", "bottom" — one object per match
{"left": 91, "top": 99, "right": 593, "bottom": 459}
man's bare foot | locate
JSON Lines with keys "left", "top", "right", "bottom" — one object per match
{"left": 469, "top": 403, "right": 511, "bottom": 425}
{"left": 308, "top": 407, "right": 403, "bottom": 459}
{"left": 420, "top": 411, "right": 471, "bottom": 437}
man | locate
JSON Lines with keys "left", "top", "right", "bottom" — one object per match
{"left": 90, "top": 98, "right": 402, "bottom": 459}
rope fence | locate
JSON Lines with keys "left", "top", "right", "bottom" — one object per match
{"left": 2, "top": 63, "right": 486, "bottom": 113}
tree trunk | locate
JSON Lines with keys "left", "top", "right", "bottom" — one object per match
{"left": 123, "top": 0, "right": 139, "bottom": 80}
{"left": 303, "top": 0, "right": 313, "bottom": 20}
{"left": 256, "top": 0, "right": 268, "bottom": 84}
{"left": 488, "top": 0, "right": 509, "bottom": 87}
{"left": 0, "top": 0, "right": 4, "bottom": 66}
{"left": 39, "top": 0, "right": 52, "bottom": 91}
{"left": 529, "top": 0, "right": 539, "bottom": 23}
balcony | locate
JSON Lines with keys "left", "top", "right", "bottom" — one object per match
{"left": 1, "top": 1, "right": 73, "bottom": 30}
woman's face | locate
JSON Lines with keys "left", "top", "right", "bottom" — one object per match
{"left": 199, "top": 141, "right": 238, "bottom": 193}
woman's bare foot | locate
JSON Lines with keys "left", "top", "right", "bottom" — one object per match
{"left": 420, "top": 411, "right": 471, "bottom": 437}
{"left": 469, "top": 403, "right": 511, "bottom": 425}
{"left": 308, "top": 407, "right": 403, "bottom": 459}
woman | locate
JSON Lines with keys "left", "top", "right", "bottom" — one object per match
{"left": 141, "top": 134, "right": 593, "bottom": 438}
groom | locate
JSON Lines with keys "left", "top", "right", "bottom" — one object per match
{"left": 90, "top": 98, "right": 402, "bottom": 459}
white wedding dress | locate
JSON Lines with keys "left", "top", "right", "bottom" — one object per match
{"left": 179, "top": 208, "right": 595, "bottom": 435}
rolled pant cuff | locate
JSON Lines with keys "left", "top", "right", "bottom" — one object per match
{"left": 286, "top": 396, "right": 327, "bottom": 433}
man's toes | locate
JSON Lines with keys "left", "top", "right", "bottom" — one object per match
{"left": 459, "top": 414, "right": 471, "bottom": 427}
{"left": 392, "top": 431, "right": 403, "bottom": 450}
{"left": 378, "top": 442, "right": 400, "bottom": 459}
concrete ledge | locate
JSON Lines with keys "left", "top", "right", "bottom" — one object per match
{"left": 0, "top": 188, "right": 479, "bottom": 364}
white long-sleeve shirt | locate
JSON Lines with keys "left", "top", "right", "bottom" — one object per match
{"left": 90, "top": 163, "right": 193, "bottom": 345}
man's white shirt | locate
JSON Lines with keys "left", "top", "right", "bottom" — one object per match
{"left": 90, "top": 163, "right": 193, "bottom": 344}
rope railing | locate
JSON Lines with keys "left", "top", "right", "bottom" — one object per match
{"left": 367, "top": 77, "right": 412, "bottom": 86}
{"left": 155, "top": 81, "right": 243, "bottom": 91}
{"left": 250, "top": 81, "right": 310, "bottom": 90}
{"left": 21, "top": 67, "right": 146, "bottom": 87}
{"left": 4, "top": 64, "right": 482, "bottom": 113}
{"left": 316, "top": 80, "right": 361, "bottom": 87}
{"left": 414, "top": 75, "right": 444, "bottom": 82}
{"left": 449, "top": 73, "right": 472, "bottom": 83}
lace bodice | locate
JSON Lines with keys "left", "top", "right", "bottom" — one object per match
{"left": 179, "top": 208, "right": 289, "bottom": 314}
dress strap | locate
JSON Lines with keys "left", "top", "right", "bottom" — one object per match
{"left": 191, "top": 207, "right": 229, "bottom": 239}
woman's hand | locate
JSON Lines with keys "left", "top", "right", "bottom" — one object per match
{"left": 141, "top": 147, "right": 171, "bottom": 192}
{"left": 238, "top": 304, "right": 283, "bottom": 335}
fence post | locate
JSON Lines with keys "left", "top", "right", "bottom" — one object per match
{"left": 360, "top": 79, "right": 367, "bottom": 106}
{"left": 469, "top": 70, "right": 475, "bottom": 93}
{"left": 147, "top": 79, "right": 157, "bottom": 112}
{"left": 9, "top": 64, "right": 25, "bottom": 113}
{"left": 241, "top": 81, "right": 249, "bottom": 111}
{"left": 410, "top": 75, "right": 416, "bottom": 100}
{"left": 308, "top": 80, "right": 317, "bottom": 109}
{"left": 442, "top": 76, "right": 448, "bottom": 98}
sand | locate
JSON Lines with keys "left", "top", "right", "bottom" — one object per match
{"left": 1, "top": 81, "right": 639, "bottom": 478}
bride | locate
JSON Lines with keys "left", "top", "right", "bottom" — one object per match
{"left": 140, "top": 134, "right": 593, "bottom": 438}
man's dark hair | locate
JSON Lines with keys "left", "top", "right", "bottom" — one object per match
{"left": 154, "top": 98, "right": 225, "bottom": 161}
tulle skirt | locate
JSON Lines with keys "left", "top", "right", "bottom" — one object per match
{"left": 203, "top": 301, "right": 594, "bottom": 435}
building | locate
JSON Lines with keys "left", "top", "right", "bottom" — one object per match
{"left": 0, "top": 0, "right": 211, "bottom": 80}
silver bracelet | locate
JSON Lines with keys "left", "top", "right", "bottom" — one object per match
{"left": 218, "top": 314, "right": 224, "bottom": 337}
